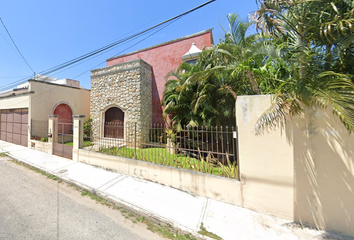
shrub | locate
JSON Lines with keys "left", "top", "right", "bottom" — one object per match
{"left": 84, "top": 116, "right": 92, "bottom": 140}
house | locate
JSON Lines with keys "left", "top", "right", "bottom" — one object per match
{"left": 0, "top": 75, "right": 90, "bottom": 147}
{"left": 0, "top": 29, "right": 214, "bottom": 148}
{"left": 90, "top": 29, "right": 214, "bottom": 142}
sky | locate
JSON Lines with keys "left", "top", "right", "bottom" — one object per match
{"left": 0, "top": 0, "right": 258, "bottom": 90}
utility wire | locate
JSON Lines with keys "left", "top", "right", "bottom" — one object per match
{"left": 0, "top": 76, "right": 28, "bottom": 78}
{"left": 0, "top": 75, "right": 32, "bottom": 92}
{"left": 0, "top": 17, "right": 35, "bottom": 74}
{"left": 41, "top": 0, "right": 195, "bottom": 81}
{"left": 0, "top": 18, "right": 173, "bottom": 92}
{"left": 0, "top": 16, "right": 179, "bottom": 92}
{"left": 0, "top": 31, "right": 19, "bottom": 54}
{"left": 36, "top": 0, "right": 215, "bottom": 76}
{"left": 51, "top": 18, "right": 177, "bottom": 79}
{"left": 0, "top": 0, "right": 215, "bottom": 92}
{"left": 73, "top": 17, "right": 180, "bottom": 79}
{"left": 0, "top": 14, "right": 171, "bottom": 91}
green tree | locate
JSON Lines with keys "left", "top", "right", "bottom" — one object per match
{"left": 252, "top": 0, "right": 354, "bottom": 133}
{"left": 162, "top": 62, "right": 200, "bottom": 130}
{"left": 162, "top": 13, "right": 281, "bottom": 128}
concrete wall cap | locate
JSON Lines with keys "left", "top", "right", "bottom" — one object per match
{"left": 0, "top": 91, "right": 34, "bottom": 99}
{"left": 91, "top": 58, "right": 152, "bottom": 74}
{"left": 73, "top": 115, "right": 86, "bottom": 118}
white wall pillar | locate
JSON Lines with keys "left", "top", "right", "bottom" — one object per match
{"left": 48, "top": 115, "right": 59, "bottom": 155}
{"left": 73, "top": 115, "right": 85, "bottom": 161}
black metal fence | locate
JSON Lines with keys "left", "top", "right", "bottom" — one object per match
{"left": 84, "top": 122, "right": 239, "bottom": 179}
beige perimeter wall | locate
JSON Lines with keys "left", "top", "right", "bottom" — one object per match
{"left": 236, "top": 95, "right": 354, "bottom": 237}
{"left": 77, "top": 149, "right": 243, "bottom": 206}
{"left": 236, "top": 95, "right": 294, "bottom": 220}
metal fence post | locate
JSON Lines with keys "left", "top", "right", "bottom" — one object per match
{"left": 134, "top": 122, "right": 137, "bottom": 159}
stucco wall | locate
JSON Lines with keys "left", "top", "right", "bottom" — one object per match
{"left": 107, "top": 30, "right": 213, "bottom": 124}
{"left": 29, "top": 80, "right": 90, "bottom": 122}
{"left": 0, "top": 95, "right": 30, "bottom": 109}
{"left": 236, "top": 95, "right": 294, "bottom": 220}
{"left": 236, "top": 95, "right": 354, "bottom": 237}
{"left": 292, "top": 104, "right": 354, "bottom": 237}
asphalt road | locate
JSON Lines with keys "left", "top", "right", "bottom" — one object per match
{"left": 0, "top": 156, "right": 164, "bottom": 240}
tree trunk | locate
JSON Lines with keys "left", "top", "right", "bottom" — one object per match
{"left": 246, "top": 69, "right": 261, "bottom": 94}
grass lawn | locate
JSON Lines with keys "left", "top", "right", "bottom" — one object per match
{"left": 99, "top": 146, "right": 238, "bottom": 179}
{"left": 64, "top": 141, "right": 93, "bottom": 148}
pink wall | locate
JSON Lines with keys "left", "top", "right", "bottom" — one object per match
{"left": 107, "top": 31, "right": 213, "bottom": 125}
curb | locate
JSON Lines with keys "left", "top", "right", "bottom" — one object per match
{"left": 3, "top": 152, "right": 215, "bottom": 240}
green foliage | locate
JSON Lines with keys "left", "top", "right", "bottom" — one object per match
{"left": 64, "top": 141, "right": 93, "bottom": 147}
{"left": 198, "top": 223, "right": 222, "bottom": 240}
{"left": 84, "top": 116, "right": 92, "bottom": 140}
{"left": 162, "top": 63, "right": 203, "bottom": 129}
{"left": 98, "top": 146, "right": 238, "bottom": 179}
{"left": 164, "top": 128, "right": 176, "bottom": 140}
{"left": 162, "top": 14, "right": 279, "bottom": 128}
{"left": 218, "top": 155, "right": 238, "bottom": 179}
{"left": 164, "top": 4, "right": 354, "bottom": 133}
{"left": 11, "top": 160, "right": 59, "bottom": 181}
{"left": 252, "top": 0, "right": 354, "bottom": 133}
{"left": 0, "top": 152, "right": 8, "bottom": 157}
{"left": 79, "top": 185, "right": 196, "bottom": 240}
{"left": 40, "top": 137, "right": 48, "bottom": 142}
{"left": 161, "top": 17, "right": 261, "bottom": 128}
{"left": 147, "top": 222, "right": 197, "bottom": 240}
{"left": 197, "top": 150, "right": 215, "bottom": 175}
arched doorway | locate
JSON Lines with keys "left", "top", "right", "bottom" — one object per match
{"left": 53, "top": 103, "right": 72, "bottom": 123}
{"left": 104, "top": 107, "right": 124, "bottom": 138}
{"left": 53, "top": 103, "right": 73, "bottom": 159}
{"left": 53, "top": 103, "right": 73, "bottom": 135}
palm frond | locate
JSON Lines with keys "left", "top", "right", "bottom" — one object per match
{"left": 254, "top": 94, "right": 303, "bottom": 135}
{"left": 310, "top": 71, "right": 354, "bottom": 132}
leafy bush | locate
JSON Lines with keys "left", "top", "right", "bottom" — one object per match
{"left": 84, "top": 116, "right": 92, "bottom": 140}
{"left": 218, "top": 155, "right": 237, "bottom": 179}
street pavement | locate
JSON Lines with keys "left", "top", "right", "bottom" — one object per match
{"left": 0, "top": 140, "right": 352, "bottom": 240}
{"left": 0, "top": 155, "right": 164, "bottom": 240}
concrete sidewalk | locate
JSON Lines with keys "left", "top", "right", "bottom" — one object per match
{"left": 0, "top": 140, "right": 351, "bottom": 240}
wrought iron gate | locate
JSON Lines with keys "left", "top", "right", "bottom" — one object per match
{"left": 53, "top": 121, "right": 73, "bottom": 159}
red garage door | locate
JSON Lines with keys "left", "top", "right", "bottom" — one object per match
{"left": 0, "top": 109, "right": 28, "bottom": 147}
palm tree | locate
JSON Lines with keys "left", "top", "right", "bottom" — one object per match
{"left": 162, "top": 13, "right": 285, "bottom": 128}
{"left": 252, "top": 0, "right": 354, "bottom": 133}
{"left": 163, "top": 14, "right": 259, "bottom": 128}
{"left": 162, "top": 62, "right": 199, "bottom": 131}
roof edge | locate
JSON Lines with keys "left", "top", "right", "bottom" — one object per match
{"left": 107, "top": 28, "right": 214, "bottom": 62}
{"left": 28, "top": 80, "right": 90, "bottom": 91}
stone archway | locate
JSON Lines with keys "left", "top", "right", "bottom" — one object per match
{"left": 104, "top": 107, "right": 124, "bottom": 138}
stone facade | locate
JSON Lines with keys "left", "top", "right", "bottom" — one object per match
{"left": 106, "top": 29, "right": 213, "bottom": 124}
{"left": 90, "top": 59, "right": 152, "bottom": 146}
